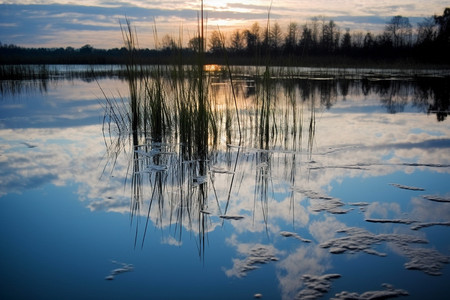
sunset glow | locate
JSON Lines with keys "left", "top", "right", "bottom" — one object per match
{"left": 0, "top": 0, "right": 449, "bottom": 48}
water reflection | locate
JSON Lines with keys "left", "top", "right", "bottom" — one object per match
{"left": 100, "top": 66, "right": 450, "bottom": 298}
{"left": 1, "top": 66, "right": 450, "bottom": 299}
{"left": 2, "top": 65, "right": 449, "bottom": 122}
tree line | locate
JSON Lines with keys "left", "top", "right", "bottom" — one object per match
{"left": 1, "top": 8, "right": 449, "bottom": 66}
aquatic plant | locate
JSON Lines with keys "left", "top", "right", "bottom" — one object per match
{"left": 101, "top": 6, "right": 327, "bottom": 257}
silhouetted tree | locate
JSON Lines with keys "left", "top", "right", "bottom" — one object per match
{"left": 434, "top": 8, "right": 450, "bottom": 41}
{"left": 3, "top": 9, "right": 450, "bottom": 65}
{"left": 284, "top": 22, "right": 298, "bottom": 54}
{"left": 434, "top": 7, "right": 450, "bottom": 59}
{"left": 269, "top": 21, "right": 283, "bottom": 54}
{"left": 321, "top": 20, "right": 338, "bottom": 52}
{"left": 161, "top": 34, "right": 177, "bottom": 51}
{"left": 341, "top": 28, "right": 352, "bottom": 51}
{"left": 363, "top": 32, "right": 374, "bottom": 48}
{"left": 417, "top": 17, "right": 437, "bottom": 45}
{"left": 352, "top": 31, "right": 364, "bottom": 49}
{"left": 243, "top": 22, "right": 261, "bottom": 56}
{"left": 208, "top": 30, "right": 224, "bottom": 54}
{"left": 230, "top": 29, "right": 245, "bottom": 53}
{"left": 80, "top": 44, "right": 94, "bottom": 54}
{"left": 188, "top": 36, "right": 204, "bottom": 53}
{"left": 385, "top": 16, "right": 412, "bottom": 48}
{"left": 299, "top": 25, "right": 314, "bottom": 55}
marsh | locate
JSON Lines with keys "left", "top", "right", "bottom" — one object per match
{"left": 1, "top": 64, "right": 450, "bottom": 299}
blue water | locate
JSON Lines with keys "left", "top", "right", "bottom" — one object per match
{"left": 1, "top": 71, "right": 450, "bottom": 299}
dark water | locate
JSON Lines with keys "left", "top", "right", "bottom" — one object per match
{"left": 1, "top": 65, "right": 450, "bottom": 299}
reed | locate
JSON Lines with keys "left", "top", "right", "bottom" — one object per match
{"left": 101, "top": 3, "right": 324, "bottom": 255}
{"left": 107, "top": 5, "right": 215, "bottom": 255}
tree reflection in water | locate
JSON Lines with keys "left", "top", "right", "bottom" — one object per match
{"left": 100, "top": 66, "right": 450, "bottom": 259}
{"left": 99, "top": 65, "right": 450, "bottom": 298}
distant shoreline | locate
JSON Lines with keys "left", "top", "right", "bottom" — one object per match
{"left": 1, "top": 53, "right": 449, "bottom": 70}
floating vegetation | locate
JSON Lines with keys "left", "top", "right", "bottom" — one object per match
{"left": 410, "top": 221, "right": 450, "bottom": 230}
{"left": 192, "top": 175, "right": 208, "bottom": 186}
{"left": 389, "top": 183, "right": 425, "bottom": 191}
{"left": 225, "top": 246, "right": 279, "bottom": 278}
{"left": 365, "top": 218, "right": 450, "bottom": 231}
{"left": 90, "top": 13, "right": 450, "bottom": 298}
{"left": 348, "top": 202, "right": 370, "bottom": 212}
{"left": 320, "top": 227, "right": 449, "bottom": 275}
{"left": 105, "top": 261, "right": 134, "bottom": 280}
{"left": 280, "top": 231, "right": 312, "bottom": 243}
{"left": 220, "top": 215, "right": 245, "bottom": 220}
{"left": 308, "top": 164, "right": 369, "bottom": 171}
{"left": 293, "top": 189, "right": 351, "bottom": 214}
{"left": 296, "top": 273, "right": 341, "bottom": 300}
{"left": 210, "top": 166, "right": 235, "bottom": 174}
{"left": 402, "top": 246, "right": 450, "bottom": 276}
{"left": 348, "top": 202, "right": 370, "bottom": 207}
{"left": 365, "top": 218, "right": 416, "bottom": 225}
{"left": 332, "top": 283, "right": 408, "bottom": 300}
{"left": 422, "top": 195, "right": 450, "bottom": 203}
{"left": 20, "top": 142, "right": 37, "bottom": 148}
{"left": 320, "top": 227, "right": 429, "bottom": 256}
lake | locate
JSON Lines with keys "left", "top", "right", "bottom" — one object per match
{"left": 1, "top": 65, "right": 450, "bottom": 299}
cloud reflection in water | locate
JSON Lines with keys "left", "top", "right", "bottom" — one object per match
{"left": 1, "top": 72, "right": 450, "bottom": 299}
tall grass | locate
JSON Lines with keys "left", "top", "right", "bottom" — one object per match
{"left": 102, "top": 7, "right": 322, "bottom": 255}
{"left": 108, "top": 9, "right": 216, "bottom": 255}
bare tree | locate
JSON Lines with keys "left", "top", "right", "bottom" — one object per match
{"left": 269, "top": 21, "right": 283, "bottom": 52}
{"left": 341, "top": 28, "right": 352, "bottom": 50}
{"left": 352, "top": 31, "right": 364, "bottom": 48}
{"left": 385, "top": 16, "right": 412, "bottom": 47}
{"left": 321, "top": 20, "right": 338, "bottom": 52}
{"left": 188, "top": 36, "right": 204, "bottom": 52}
{"left": 161, "top": 34, "right": 177, "bottom": 50}
{"left": 208, "top": 30, "right": 224, "bottom": 53}
{"left": 363, "top": 32, "right": 374, "bottom": 48}
{"left": 243, "top": 22, "right": 261, "bottom": 54}
{"left": 285, "top": 22, "right": 298, "bottom": 52}
{"left": 434, "top": 8, "right": 450, "bottom": 45}
{"left": 417, "top": 17, "right": 437, "bottom": 45}
{"left": 310, "top": 17, "right": 320, "bottom": 45}
{"left": 230, "top": 29, "right": 245, "bottom": 53}
{"left": 299, "top": 24, "right": 314, "bottom": 54}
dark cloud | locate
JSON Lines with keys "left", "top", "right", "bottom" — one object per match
{"left": 334, "top": 15, "right": 389, "bottom": 25}
{"left": 0, "top": 3, "right": 439, "bottom": 48}
{"left": 0, "top": 157, "right": 59, "bottom": 194}
{"left": 0, "top": 4, "right": 199, "bottom": 46}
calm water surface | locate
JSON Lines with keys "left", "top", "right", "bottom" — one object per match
{"left": 1, "top": 66, "right": 450, "bottom": 299}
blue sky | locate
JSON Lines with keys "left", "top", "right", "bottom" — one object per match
{"left": 0, "top": 0, "right": 449, "bottom": 48}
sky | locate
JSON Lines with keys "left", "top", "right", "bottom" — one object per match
{"left": 0, "top": 0, "right": 449, "bottom": 49}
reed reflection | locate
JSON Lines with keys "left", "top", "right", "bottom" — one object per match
{"left": 101, "top": 65, "right": 450, "bottom": 255}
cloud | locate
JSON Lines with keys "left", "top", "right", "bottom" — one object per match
{"left": 224, "top": 234, "right": 281, "bottom": 278}
{"left": 161, "top": 235, "right": 183, "bottom": 246}
{"left": 276, "top": 246, "right": 332, "bottom": 300}
{"left": 309, "top": 216, "right": 346, "bottom": 243}
{"left": 1, "top": 1, "right": 448, "bottom": 48}
{"left": 0, "top": 126, "right": 105, "bottom": 197}
{"left": 332, "top": 283, "right": 409, "bottom": 300}
{"left": 2, "top": 67, "right": 450, "bottom": 300}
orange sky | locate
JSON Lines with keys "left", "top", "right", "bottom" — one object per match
{"left": 0, "top": 1, "right": 449, "bottom": 48}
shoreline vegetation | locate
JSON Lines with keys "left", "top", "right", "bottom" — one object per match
{"left": 96, "top": 5, "right": 450, "bottom": 256}
{"left": 1, "top": 8, "right": 449, "bottom": 69}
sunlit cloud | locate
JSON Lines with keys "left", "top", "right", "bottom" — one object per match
{"left": 276, "top": 245, "right": 332, "bottom": 300}
{"left": 1, "top": 1, "right": 448, "bottom": 47}
{"left": 224, "top": 234, "right": 282, "bottom": 278}
{"left": 161, "top": 235, "right": 183, "bottom": 246}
